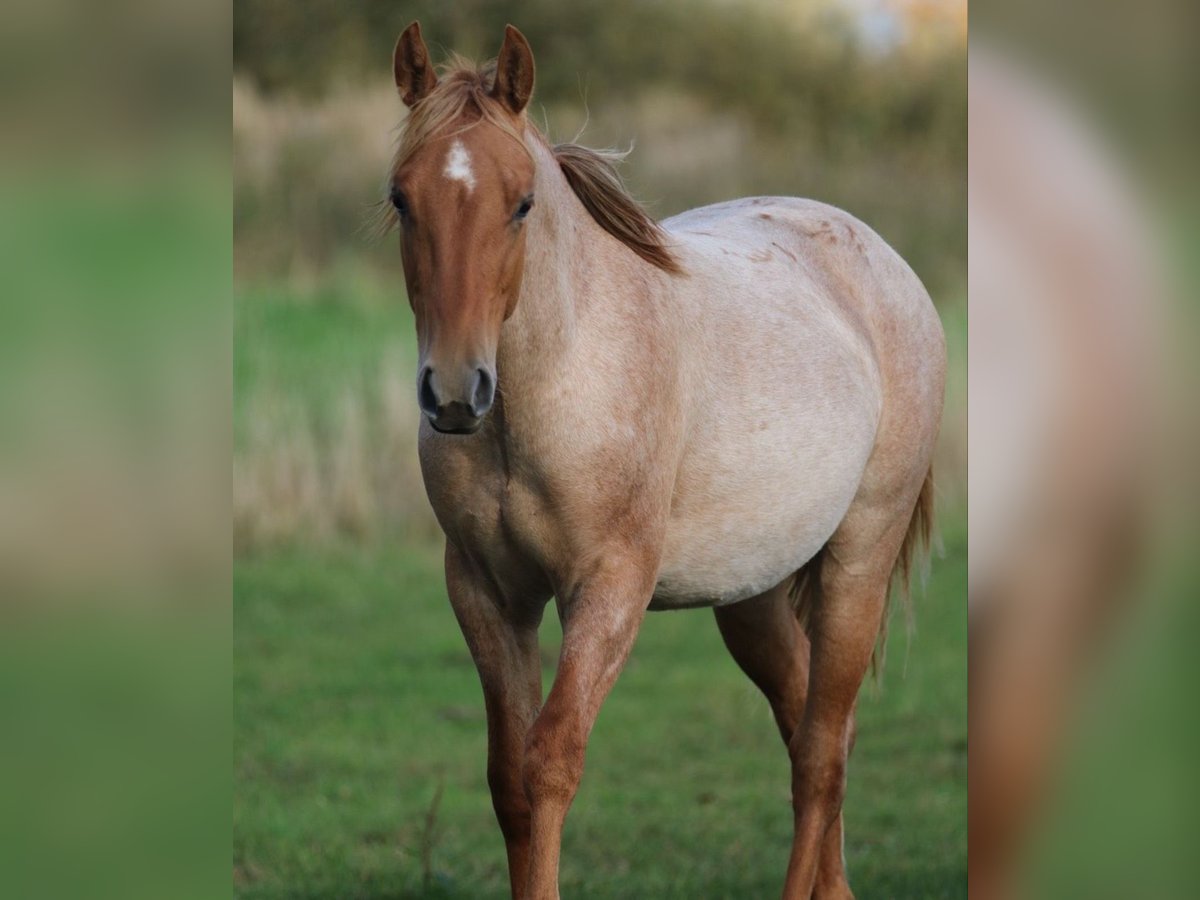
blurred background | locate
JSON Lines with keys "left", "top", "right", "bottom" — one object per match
{"left": 232, "top": 1, "right": 967, "bottom": 898}
{"left": 969, "top": 1, "right": 1200, "bottom": 897}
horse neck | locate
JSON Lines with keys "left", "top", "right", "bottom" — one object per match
{"left": 496, "top": 134, "right": 639, "bottom": 386}
{"left": 496, "top": 137, "right": 583, "bottom": 370}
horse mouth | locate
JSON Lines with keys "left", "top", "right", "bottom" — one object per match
{"left": 427, "top": 405, "right": 484, "bottom": 435}
{"left": 430, "top": 420, "right": 482, "bottom": 435}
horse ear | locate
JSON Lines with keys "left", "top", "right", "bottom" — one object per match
{"left": 394, "top": 21, "right": 438, "bottom": 108}
{"left": 491, "top": 25, "right": 535, "bottom": 115}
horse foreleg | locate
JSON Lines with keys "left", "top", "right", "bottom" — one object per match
{"left": 522, "top": 554, "right": 654, "bottom": 900}
{"left": 445, "top": 543, "right": 543, "bottom": 900}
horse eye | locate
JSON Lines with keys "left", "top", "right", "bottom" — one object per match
{"left": 390, "top": 189, "right": 409, "bottom": 219}
{"left": 513, "top": 195, "right": 534, "bottom": 221}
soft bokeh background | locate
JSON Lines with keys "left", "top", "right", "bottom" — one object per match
{"left": 969, "top": 1, "right": 1200, "bottom": 897}
{"left": 232, "top": 2, "right": 967, "bottom": 898}
{"left": 0, "top": 2, "right": 229, "bottom": 900}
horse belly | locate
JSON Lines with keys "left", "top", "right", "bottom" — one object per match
{"left": 652, "top": 435, "right": 873, "bottom": 608}
{"left": 651, "top": 301, "right": 880, "bottom": 609}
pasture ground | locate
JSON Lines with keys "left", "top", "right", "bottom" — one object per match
{"left": 234, "top": 528, "right": 966, "bottom": 899}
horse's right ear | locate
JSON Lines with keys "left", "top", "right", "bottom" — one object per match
{"left": 393, "top": 21, "right": 437, "bottom": 108}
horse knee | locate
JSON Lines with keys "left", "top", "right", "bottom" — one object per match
{"left": 522, "top": 715, "right": 586, "bottom": 806}
{"left": 792, "top": 753, "right": 847, "bottom": 816}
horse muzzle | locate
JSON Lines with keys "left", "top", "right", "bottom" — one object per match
{"left": 417, "top": 363, "right": 496, "bottom": 434}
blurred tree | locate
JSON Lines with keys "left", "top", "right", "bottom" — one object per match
{"left": 233, "top": 0, "right": 963, "bottom": 150}
{"left": 233, "top": 0, "right": 965, "bottom": 296}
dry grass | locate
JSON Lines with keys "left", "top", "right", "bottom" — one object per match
{"left": 234, "top": 77, "right": 405, "bottom": 283}
{"left": 234, "top": 76, "right": 964, "bottom": 296}
{"left": 233, "top": 77, "right": 400, "bottom": 193}
{"left": 234, "top": 346, "right": 440, "bottom": 555}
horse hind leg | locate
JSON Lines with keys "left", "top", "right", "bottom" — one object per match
{"left": 713, "top": 577, "right": 854, "bottom": 898}
{"left": 780, "top": 467, "right": 934, "bottom": 900}
{"left": 713, "top": 582, "right": 809, "bottom": 744}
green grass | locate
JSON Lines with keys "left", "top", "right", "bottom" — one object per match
{"left": 234, "top": 525, "right": 966, "bottom": 898}
{"left": 234, "top": 278, "right": 416, "bottom": 449}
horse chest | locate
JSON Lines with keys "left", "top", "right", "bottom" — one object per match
{"left": 420, "top": 432, "right": 561, "bottom": 594}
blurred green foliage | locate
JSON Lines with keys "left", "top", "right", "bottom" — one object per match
{"left": 235, "top": 0, "right": 963, "bottom": 151}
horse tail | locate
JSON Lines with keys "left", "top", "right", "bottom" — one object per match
{"left": 878, "top": 464, "right": 936, "bottom": 674}
{"left": 787, "top": 547, "right": 824, "bottom": 643}
{"left": 789, "top": 464, "right": 935, "bottom": 678}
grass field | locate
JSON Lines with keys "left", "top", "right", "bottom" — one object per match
{"left": 234, "top": 283, "right": 967, "bottom": 898}
{"left": 234, "top": 528, "right": 966, "bottom": 899}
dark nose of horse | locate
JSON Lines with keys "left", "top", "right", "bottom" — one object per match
{"left": 417, "top": 364, "right": 496, "bottom": 434}
{"left": 417, "top": 365, "right": 440, "bottom": 420}
{"left": 468, "top": 367, "right": 496, "bottom": 418}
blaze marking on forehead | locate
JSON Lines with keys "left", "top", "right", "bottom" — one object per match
{"left": 443, "top": 140, "right": 477, "bottom": 192}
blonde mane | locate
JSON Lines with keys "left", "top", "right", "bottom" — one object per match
{"left": 389, "top": 56, "right": 682, "bottom": 275}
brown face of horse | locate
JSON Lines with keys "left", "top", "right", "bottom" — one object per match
{"left": 391, "top": 23, "right": 536, "bottom": 435}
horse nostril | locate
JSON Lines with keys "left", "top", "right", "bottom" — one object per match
{"left": 470, "top": 367, "right": 496, "bottom": 417}
{"left": 417, "top": 366, "right": 439, "bottom": 418}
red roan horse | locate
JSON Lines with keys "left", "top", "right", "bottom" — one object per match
{"left": 384, "top": 22, "right": 944, "bottom": 899}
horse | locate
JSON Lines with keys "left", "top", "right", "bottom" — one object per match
{"left": 383, "top": 22, "right": 945, "bottom": 900}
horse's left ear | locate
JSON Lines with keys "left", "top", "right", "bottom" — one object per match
{"left": 491, "top": 25, "right": 535, "bottom": 115}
